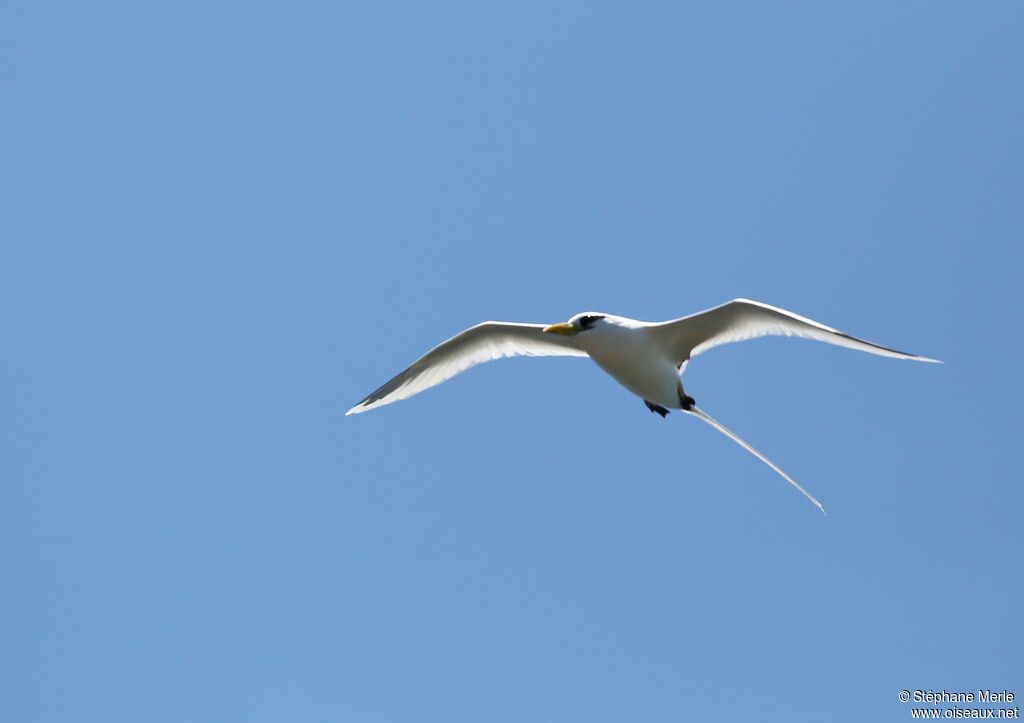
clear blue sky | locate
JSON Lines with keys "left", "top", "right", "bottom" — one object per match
{"left": 3, "top": 2, "right": 1021, "bottom": 721}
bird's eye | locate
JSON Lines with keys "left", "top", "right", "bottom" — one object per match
{"left": 579, "top": 315, "right": 604, "bottom": 330}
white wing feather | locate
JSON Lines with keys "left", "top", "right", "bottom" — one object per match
{"left": 347, "top": 322, "right": 588, "bottom": 414}
{"left": 652, "top": 298, "right": 940, "bottom": 363}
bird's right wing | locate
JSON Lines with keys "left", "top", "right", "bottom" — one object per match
{"left": 651, "top": 298, "right": 940, "bottom": 364}
{"left": 347, "top": 322, "right": 588, "bottom": 415}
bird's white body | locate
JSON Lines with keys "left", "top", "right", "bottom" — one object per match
{"left": 347, "top": 298, "right": 939, "bottom": 513}
{"left": 573, "top": 316, "right": 684, "bottom": 409}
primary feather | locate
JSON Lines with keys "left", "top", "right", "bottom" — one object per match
{"left": 346, "top": 322, "right": 586, "bottom": 415}
{"left": 651, "top": 298, "right": 940, "bottom": 364}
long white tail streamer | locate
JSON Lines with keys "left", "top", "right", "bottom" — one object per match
{"left": 684, "top": 405, "right": 826, "bottom": 515}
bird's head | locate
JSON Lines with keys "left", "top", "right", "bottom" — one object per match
{"left": 543, "top": 313, "right": 607, "bottom": 337}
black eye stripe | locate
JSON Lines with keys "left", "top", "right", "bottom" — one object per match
{"left": 579, "top": 314, "right": 605, "bottom": 330}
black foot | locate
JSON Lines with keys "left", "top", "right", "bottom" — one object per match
{"left": 679, "top": 394, "right": 695, "bottom": 411}
{"left": 644, "top": 400, "right": 670, "bottom": 418}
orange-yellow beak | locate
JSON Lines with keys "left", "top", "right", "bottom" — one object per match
{"left": 542, "top": 322, "right": 578, "bottom": 336}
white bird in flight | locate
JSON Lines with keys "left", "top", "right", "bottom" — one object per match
{"left": 347, "top": 299, "right": 939, "bottom": 513}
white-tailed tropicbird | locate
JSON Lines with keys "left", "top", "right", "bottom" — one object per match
{"left": 347, "top": 299, "right": 939, "bottom": 513}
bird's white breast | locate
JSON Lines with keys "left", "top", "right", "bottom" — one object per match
{"left": 576, "top": 322, "right": 682, "bottom": 408}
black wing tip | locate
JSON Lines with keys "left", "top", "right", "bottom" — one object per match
{"left": 346, "top": 398, "right": 374, "bottom": 415}
{"left": 832, "top": 329, "right": 941, "bottom": 363}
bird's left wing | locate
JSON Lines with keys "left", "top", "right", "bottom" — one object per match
{"left": 650, "top": 298, "right": 940, "bottom": 364}
{"left": 347, "top": 322, "right": 588, "bottom": 415}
